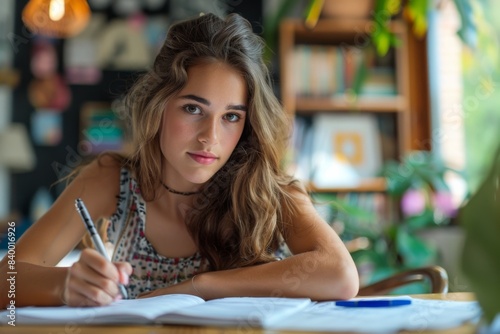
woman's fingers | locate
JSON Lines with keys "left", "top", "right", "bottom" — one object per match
{"left": 63, "top": 248, "right": 127, "bottom": 306}
{"left": 79, "top": 248, "right": 120, "bottom": 282}
{"left": 115, "top": 262, "right": 132, "bottom": 285}
{"left": 65, "top": 272, "right": 115, "bottom": 306}
{"left": 70, "top": 262, "right": 119, "bottom": 298}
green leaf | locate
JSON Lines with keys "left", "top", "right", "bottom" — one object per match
{"left": 386, "top": 177, "right": 412, "bottom": 195}
{"left": 405, "top": 210, "right": 436, "bottom": 231}
{"left": 262, "top": 0, "right": 302, "bottom": 61}
{"left": 351, "top": 58, "right": 368, "bottom": 96}
{"left": 453, "top": 0, "right": 478, "bottom": 49}
{"left": 416, "top": 169, "right": 448, "bottom": 191}
{"left": 367, "top": 266, "right": 400, "bottom": 285}
{"left": 380, "top": 160, "right": 414, "bottom": 194}
{"left": 396, "top": 228, "right": 437, "bottom": 267}
{"left": 312, "top": 194, "right": 380, "bottom": 239}
{"left": 385, "top": 224, "right": 399, "bottom": 242}
{"left": 329, "top": 198, "right": 377, "bottom": 222}
{"left": 351, "top": 248, "right": 393, "bottom": 269}
{"left": 460, "top": 145, "right": 500, "bottom": 323}
{"left": 407, "top": 0, "right": 429, "bottom": 37}
{"left": 390, "top": 34, "right": 402, "bottom": 48}
{"left": 384, "top": 170, "right": 413, "bottom": 195}
{"left": 374, "top": 0, "right": 388, "bottom": 13}
{"left": 374, "top": 29, "right": 392, "bottom": 56}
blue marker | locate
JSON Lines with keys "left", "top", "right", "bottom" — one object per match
{"left": 335, "top": 299, "right": 412, "bottom": 307}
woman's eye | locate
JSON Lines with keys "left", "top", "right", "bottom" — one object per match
{"left": 183, "top": 104, "right": 201, "bottom": 114}
{"left": 225, "top": 113, "right": 241, "bottom": 122}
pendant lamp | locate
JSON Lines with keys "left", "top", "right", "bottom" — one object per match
{"left": 22, "top": 0, "right": 91, "bottom": 38}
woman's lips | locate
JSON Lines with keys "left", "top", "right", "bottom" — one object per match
{"left": 188, "top": 152, "right": 218, "bottom": 165}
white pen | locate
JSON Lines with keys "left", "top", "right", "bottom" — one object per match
{"left": 75, "top": 198, "right": 128, "bottom": 299}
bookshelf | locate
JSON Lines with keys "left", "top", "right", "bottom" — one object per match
{"left": 279, "top": 18, "right": 414, "bottom": 193}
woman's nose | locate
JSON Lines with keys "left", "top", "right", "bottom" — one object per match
{"left": 198, "top": 117, "right": 219, "bottom": 145}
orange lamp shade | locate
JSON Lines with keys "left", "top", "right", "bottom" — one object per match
{"left": 22, "top": 0, "right": 91, "bottom": 38}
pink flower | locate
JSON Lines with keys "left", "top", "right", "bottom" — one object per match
{"left": 401, "top": 189, "right": 426, "bottom": 217}
{"left": 433, "top": 191, "right": 457, "bottom": 218}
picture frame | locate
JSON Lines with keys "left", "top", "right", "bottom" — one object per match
{"left": 310, "top": 113, "right": 382, "bottom": 188}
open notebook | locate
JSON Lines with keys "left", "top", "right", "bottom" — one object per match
{"left": 1, "top": 294, "right": 481, "bottom": 332}
{"left": 2, "top": 294, "right": 311, "bottom": 327}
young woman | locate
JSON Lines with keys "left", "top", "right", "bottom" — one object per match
{"left": 0, "top": 13, "right": 358, "bottom": 307}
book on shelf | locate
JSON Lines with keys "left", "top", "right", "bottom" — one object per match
{"left": 292, "top": 44, "right": 343, "bottom": 97}
{"left": 361, "top": 67, "right": 397, "bottom": 96}
{"left": 287, "top": 116, "right": 314, "bottom": 182}
{"left": 291, "top": 44, "right": 397, "bottom": 99}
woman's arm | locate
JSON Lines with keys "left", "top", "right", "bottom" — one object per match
{"left": 141, "top": 189, "right": 359, "bottom": 301}
{"left": 0, "top": 156, "right": 127, "bottom": 307}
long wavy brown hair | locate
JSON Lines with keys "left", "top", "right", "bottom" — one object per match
{"left": 113, "top": 13, "right": 305, "bottom": 271}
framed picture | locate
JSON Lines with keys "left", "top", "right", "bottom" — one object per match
{"left": 31, "top": 110, "right": 63, "bottom": 146}
{"left": 310, "top": 113, "right": 382, "bottom": 188}
{"left": 79, "top": 102, "right": 131, "bottom": 156}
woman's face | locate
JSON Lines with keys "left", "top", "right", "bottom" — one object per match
{"left": 160, "top": 61, "right": 248, "bottom": 191}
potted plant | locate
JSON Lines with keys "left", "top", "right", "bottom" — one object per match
{"left": 380, "top": 151, "right": 464, "bottom": 264}
{"left": 321, "top": 151, "right": 465, "bottom": 293}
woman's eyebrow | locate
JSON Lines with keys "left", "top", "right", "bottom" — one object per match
{"left": 179, "top": 94, "right": 247, "bottom": 112}
{"left": 179, "top": 94, "right": 210, "bottom": 106}
{"left": 228, "top": 104, "right": 247, "bottom": 112}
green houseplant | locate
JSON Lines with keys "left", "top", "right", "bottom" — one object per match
{"left": 371, "top": 0, "right": 477, "bottom": 56}
{"left": 320, "top": 151, "right": 464, "bottom": 292}
{"left": 379, "top": 151, "right": 462, "bottom": 266}
{"left": 263, "top": 0, "right": 477, "bottom": 58}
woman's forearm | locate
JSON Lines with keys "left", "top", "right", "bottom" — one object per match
{"left": 0, "top": 261, "right": 68, "bottom": 308}
{"left": 194, "top": 250, "right": 359, "bottom": 301}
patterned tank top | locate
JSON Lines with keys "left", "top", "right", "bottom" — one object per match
{"left": 107, "top": 168, "right": 291, "bottom": 299}
{"left": 107, "top": 168, "right": 209, "bottom": 299}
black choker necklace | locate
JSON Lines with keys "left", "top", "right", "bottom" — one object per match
{"left": 161, "top": 182, "right": 200, "bottom": 196}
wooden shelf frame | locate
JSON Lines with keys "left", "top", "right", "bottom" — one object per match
{"left": 295, "top": 95, "right": 408, "bottom": 113}
{"left": 306, "top": 177, "right": 387, "bottom": 193}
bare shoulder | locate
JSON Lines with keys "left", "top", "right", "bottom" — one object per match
{"left": 62, "top": 154, "right": 124, "bottom": 216}
{"left": 280, "top": 182, "right": 321, "bottom": 229}
{"left": 281, "top": 181, "right": 314, "bottom": 213}
{"left": 78, "top": 153, "right": 123, "bottom": 179}
{"left": 12, "top": 154, "right": 126, "bottom": 265}
{"left": 280, "top": 181, "right": 339, "bottom": 254}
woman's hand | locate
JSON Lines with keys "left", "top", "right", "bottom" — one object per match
{"left": 62, "top": 248, "right": 132, "bottom": 306}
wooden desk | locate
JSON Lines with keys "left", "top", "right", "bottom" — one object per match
{"left": 2, "top": 292, "right": 478, "bottom": 334}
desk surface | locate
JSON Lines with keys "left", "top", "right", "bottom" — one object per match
{"left": 2, "top": 292, "right": 477, "bottom": 334}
